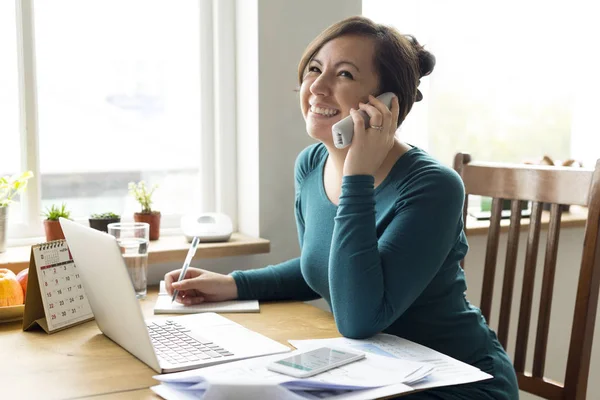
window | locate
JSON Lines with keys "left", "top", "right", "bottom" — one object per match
{"left": 4, "top": 0, "right": 235, "bottom": 241}
{"left": 364, "top": 0, "right": 600, "bottom": 168}
{"left": 0, "top": 1, "right": 22, "bottom": 223}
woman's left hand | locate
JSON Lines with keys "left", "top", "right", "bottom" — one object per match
{"left": 343, "top": 94, "right": 399, "bottom": 177}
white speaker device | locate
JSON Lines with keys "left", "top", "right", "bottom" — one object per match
{"left": 331, "top": 92, "right": 395, "bottom": 149}
{"left": 180, "top": 213, "right": 233, "bottom": 243}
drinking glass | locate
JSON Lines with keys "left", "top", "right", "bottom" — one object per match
{"left": 107, "top": 222, "right": 149, "bottom": 299}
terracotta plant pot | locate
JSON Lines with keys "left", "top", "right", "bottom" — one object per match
{"left": 134, "top": 212, "right": 161, "bottom": 240}
{"left": 89, "top": 217, "right": 121, "bottom": 233}
{"left": 44, "top": 220, "right": 65, "bottom": 241}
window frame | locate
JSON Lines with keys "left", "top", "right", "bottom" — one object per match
{"left": 8, "top": 0, "right": 237, "bottom": 244}
{"left": 363, "top": 0, "right": 598, "bottom": 169}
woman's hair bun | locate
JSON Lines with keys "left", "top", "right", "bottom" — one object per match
{"left": 418, "top": 50, "right": 436, "bottom": 78}
{"left": 404, "top": 34, "right": 436, "bottom": 78}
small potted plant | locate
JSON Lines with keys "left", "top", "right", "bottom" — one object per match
{"left": 129, "top": 181, "right": 161, "bottom": 240}
{"left": 0, "top": 171, "right": 34, "bottom": 253}
{"left": 42, "top": 203, "right": 71, "bottom": 241}
{"left": 88, "top": 212, "right": 121, "bottom": 233}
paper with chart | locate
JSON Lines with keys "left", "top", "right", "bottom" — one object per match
{"left": 154, "top": 280, "right": 259, "bottom": 314}
{"left": 151, "top": 349, "right": 434, "bottom": 399}
{"left": 289, "top": 334, "right": 493, "bottom": 390}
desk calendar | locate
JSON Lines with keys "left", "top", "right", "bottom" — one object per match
{"left": 23, "top": 239, "right": 94, "bottom": 333}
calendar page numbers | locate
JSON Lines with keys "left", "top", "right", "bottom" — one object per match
{"left": 31, "top": 240, "right": 94, "bottom": 333}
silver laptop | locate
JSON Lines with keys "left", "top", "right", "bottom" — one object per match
{"left": 59, "top": 217, "right": 290, "bottom": 373}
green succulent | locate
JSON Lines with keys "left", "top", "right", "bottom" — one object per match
{"left": 90, "top": 212, "right": 120, "bottom": 219}
{"left": 42, "top": 203, "right": 71, "bottom": 221}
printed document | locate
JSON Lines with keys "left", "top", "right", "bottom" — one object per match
{"left": 151, "top": 349, "right": 434, "bottom": 399}
{"left": 289, "top": 334, "right": 493, "bottom": 391}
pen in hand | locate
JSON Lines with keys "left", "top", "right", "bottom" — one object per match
{"left": 171, "top": 236, "right": 200, "bottom": 303}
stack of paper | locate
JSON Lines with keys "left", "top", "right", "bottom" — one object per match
{"left": 289, "top": 334, "right": 493, "bottom": 391}
{"left": 151, "top": 349, "right": 434, "bottom": 400}
{"left": 151, "top": 333, "right": 494, "bottom": 399}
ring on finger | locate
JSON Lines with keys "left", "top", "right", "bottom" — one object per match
{"left": 370, "top": 124, "right": 383, "bottom": 130}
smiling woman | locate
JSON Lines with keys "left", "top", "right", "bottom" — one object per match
{"left": 298, "top": 24, "right": 434, "bottom": 134}
{"left": 299, "top": 35, "right": 380, "bottom": 144}
{"left": 161, "top": 15, "right": 519, "bottom": 399}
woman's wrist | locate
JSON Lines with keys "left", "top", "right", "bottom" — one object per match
{"left": 226, "top": 274, "right": 239, "bottom": 300}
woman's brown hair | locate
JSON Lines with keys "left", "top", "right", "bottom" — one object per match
{"left": 298, "top": 16, "right": 435, "bottom": 126}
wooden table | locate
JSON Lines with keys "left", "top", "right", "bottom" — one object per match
{"left": 0, "top": 287, "right": 340, "bottom": 400}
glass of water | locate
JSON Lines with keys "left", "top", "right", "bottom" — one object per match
{"left": 107, "top": 222, "right": 149, "bottom": 299}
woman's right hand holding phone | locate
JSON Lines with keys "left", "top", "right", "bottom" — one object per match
{"left": 164, "top": 267, "right": 239, "bottom": 305}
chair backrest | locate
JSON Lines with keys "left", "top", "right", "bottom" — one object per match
{"left": 453, "top": 153, "right": 600, "bottom": 400}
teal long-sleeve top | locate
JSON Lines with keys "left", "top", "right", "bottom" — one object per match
{"left": 231, "top": 144, "right": 518, "bottom": 399}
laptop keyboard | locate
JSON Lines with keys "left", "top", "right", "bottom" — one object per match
{"left": 147, "top": 320, "right": 234, "bottom": 365}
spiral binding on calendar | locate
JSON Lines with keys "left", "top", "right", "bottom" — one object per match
{"left": 39, "top": 240, "right": 65, "bottom": 250}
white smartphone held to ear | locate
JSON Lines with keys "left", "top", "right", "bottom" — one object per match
{"left": 332, "top": 92, "right": 396, "bottom": 149}
{"left": 266, "top": 346, "right": 366, "bottom": 378}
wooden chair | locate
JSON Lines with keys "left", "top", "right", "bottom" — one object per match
{"left": 453, "top": 153, "right": 600, "bottom": 400}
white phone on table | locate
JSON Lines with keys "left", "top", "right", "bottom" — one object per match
{"left": 267, "top": 346, "right": 366, "bottom": 378}
{"left": 332, "top": 91, "right": 396, "bottom": 149}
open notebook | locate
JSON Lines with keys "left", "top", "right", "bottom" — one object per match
{"left": 154, "top": 280, "right": 260, "bottom": 314}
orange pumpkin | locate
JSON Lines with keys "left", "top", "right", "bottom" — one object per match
{"left": 0, "top": 268, "right": 24, "bottom": 306}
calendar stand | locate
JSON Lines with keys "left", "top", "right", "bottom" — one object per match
{"left": 23, "top": 240, "right": 94, "bottom": 334}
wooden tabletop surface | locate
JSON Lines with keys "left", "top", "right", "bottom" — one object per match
{"left": 0, "top": 286, "right": 340, "bottom": 400}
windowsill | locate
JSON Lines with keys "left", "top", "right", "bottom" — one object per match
{"left": 0, "top": 232, "right": 270, "bottom": 274}
{"left": 0, "top": 207, "right": 587, "bottom": 273}
{"left": 465, "top": 205, "right": 589, "bottom": 236}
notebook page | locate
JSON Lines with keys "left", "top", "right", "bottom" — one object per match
{"left": 153, "top": 280, "right": 259, "bottom": 314}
